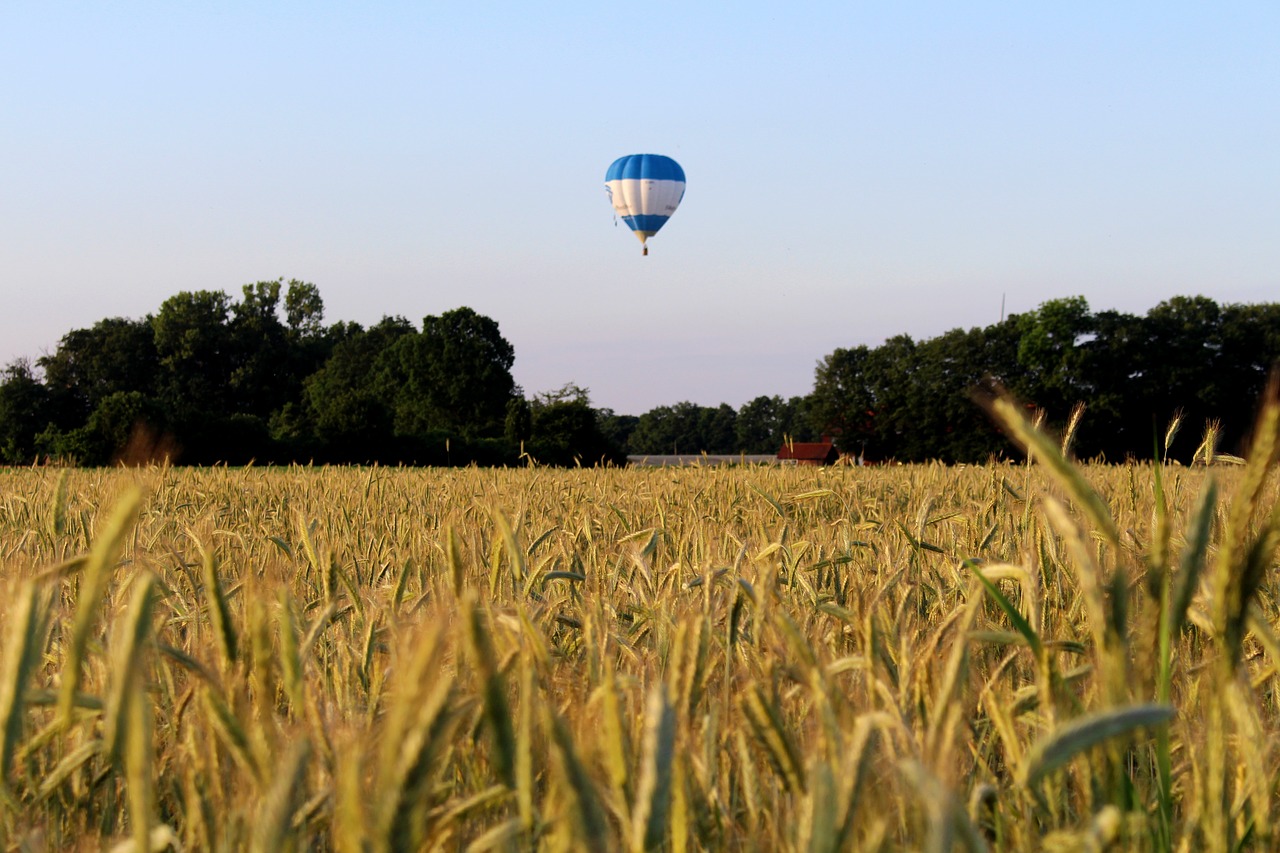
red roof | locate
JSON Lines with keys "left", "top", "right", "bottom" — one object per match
{"left": 776, "top": 440, "right": 839, "bottom": 463}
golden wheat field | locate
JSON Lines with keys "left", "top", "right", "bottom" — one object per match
{"left": 1, "top": 402, "right": 1279, "bottom": 852}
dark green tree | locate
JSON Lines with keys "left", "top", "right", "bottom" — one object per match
{"left": 698, "top": 404, "right": 738, "bottom": 453}
{"left": 810, "top": 323, "right": 1021, "bottom": 462}
{"left": 1013, "top": 296, "right": 1093, "bottom": 416}
{"left": 505, "top": 397, "right": 533, "bottom": 446}
{"left": 628, "top": 402, "right": 708, "bottom": 455}
{"left": 1142, "top": 296, "right": 1223, "bottom": 450}
{"left": 735, "top": 395, "right": 787, "bottom": 453}
{"left": 39, "top": 317, "right": 159, "bottom": 426}
{"left": 229, "top": 281, "right": 292, "bottom": 419}
{"left": 152, "top": 290, "right": 235, "bottom": 421}
{"left": 525, "top": 385, "right": 625, "bottom": 466}
{"left": 385, "top": 307, "right": 516, "bottom": 438}
{"left": 780, "top": 396, "right": 821, "bottom": 443}
{"left": 35, "top": 391, "right": 168, "bottom": 466}
{"left": 284, "top": 279, "right": 326, "bottom": 339}
{"left": 597, "top": 409, "right": 639, "bottom": 454}
{"left": 1075, "top": 308, "right": 1148, "bottom": 459}
{"left": 809, "top": 345, "right": 875, "bottom": 451}
{"left": 304, "top": 317, "right": 415, "bottom": 461}
{"left": 0, "top": 360, "right": 51, "bottom": 464}
{"left": 1217, "top": 302, "right": 1280, "bottom": 451}
{"left": 907, "top": 324, "right": 1021, "bottom": 461}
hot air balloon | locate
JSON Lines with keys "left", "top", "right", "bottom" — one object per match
{"left": 605, "top": 154, "right": 685, "bottom": 255}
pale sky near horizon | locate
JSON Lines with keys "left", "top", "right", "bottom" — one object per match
{"left": 4, "top": 2, "right": 1278, "bottom": 415}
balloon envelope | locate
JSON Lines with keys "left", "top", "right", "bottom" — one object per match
{"left": 605, "top": 154, "right": 685, "bottom": 248}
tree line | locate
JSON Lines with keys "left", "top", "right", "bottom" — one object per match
{"left": 808, "top": 295, "right": 1280, "bottom": 462}
{"left": 0, "top": 281, "right": 605, "bottom": 466}
{"left": 1, "top": 283, "right": 1276, "bottom": 466}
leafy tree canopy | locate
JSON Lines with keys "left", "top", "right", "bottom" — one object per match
{"left": 6, "top": 287, "right": 1279, "bottom": 466}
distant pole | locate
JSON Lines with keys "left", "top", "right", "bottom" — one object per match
{"left": 1000, "top": 293, "right": 1006, "bottom": 323}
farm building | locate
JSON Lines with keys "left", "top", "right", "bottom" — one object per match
{"left": 776, "top": 438, "right": 839, "bottom": 466}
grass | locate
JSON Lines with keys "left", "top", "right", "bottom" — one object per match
{"left": 0, "top": 416, "right": 1277, "bottom": 850}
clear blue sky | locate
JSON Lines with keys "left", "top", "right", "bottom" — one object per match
{"left": 4, "top": 2, "right": 1277, "bottom": 414}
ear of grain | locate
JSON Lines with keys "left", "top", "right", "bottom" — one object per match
{"left": 432, "top": 783, "right": 510, "bottom": 837}
{"left": 379, "top": 622, "right": 443, "bottom": 766}
{"left": 773, "top": 610, "right": 817, "bottom": 671}
{"left": 48, "top": 468, "right": 70, "bottom": 539}
{"left": 352, "top": 610, "right": 378, "bottom": 700}
{"left": 1224, "top": 676, "right": 1271, "bottom": 841}
{"left": 37, "top": 740, "right": 100, "bottom": 801}
{"left": 898, "top": 761, "right": 954, "bottom": 853}
{"left": 59, "top": 487, "right": 143, "bottom": 724}
{"left": 807, "top": 668, "right": 843, "bottom": 764}
{"left": 332, "top": 741, "right": 368, "bottom": 853}
{"left": 742, "top": 684, "right": 806, "bottom": 795}
{"left": 546, "top": 706, "right": 610, "bottom": 852}
{"left": 463, "top": 594, "right": 516, "bottom": 789}
{"left": 728, "top": 586, "right": 748, "bottom": 649}
{"left": 1223, "top": 512, "right": 1280, "bottom": 667}
{"left": 333, "top": 559, "right": 365, "bottom": 616}
{"left": 377, "top": 622, "right": 459, "bottom": 850}
{"left": 1163, "top": 409, "right": 1185, "bottom": 463}
{"left": 986, "top": 394, "right": 1121, "bottom": 548}
{"left": 1022, "top": 704, "right": 1175, "bottom": 788}
{"left": 251, "top": 739, "right": 311, "bottom": 853}
{"left": 392, "top": 557, "right": 414, "bottom": 613}
{"left": 379, "top": 676, "right": 458, "bottom": 850}
{"left": 924, "top": 593, "right": 980, "bottom": 763}
{"left": 0, "top": 580, "right": 55, "bottom": 785}
{"left": 201, "top": 548, "right": 238, "bottom": 672}
{"left": 1154, "top": 474, "right": 1206, "bottom": 843}
{"left": 1061, "top": 402, "right": 1086, "bottom": 458}
{"left": 800, "top": 758, "right": 837, "bottom": 853}
{"left": 300, "top": 601, "right": 338, "bottom": 660}
{"left": 201, "top": 686, "right": 262, "bottom": 785}
{"left": 277, "top": 590, "right": 305, "bottom": 718}
{"left": 124, "top": 663, "right": 154, "bottom": 853}
{"left": 733, "top": 728, "right": 761, "bottom": 834}
{"left": 245, "top": 584, "right": 276, "bottom": 743}
{"left": 749, "top": 484, "right": 787, "bottom": 520}
{"left": 527, "top": 524, "right": 559, "bottom": 557}
{"left": 516, "top": 650, "right": 536, "bottom": 834}
{"left": 1212, "top": 376, "right": 1280, "bottom": 670}
{"left": 966, "top": 561, "right": 1042, "bottom": 658}
{"left": 599, "top": 659, "right": 631, "bottom": 822}
{"left": 670, "top": 748, "right": 690, "bottom": 853}
{"left": 182, "top": 749, "right": 216, "bottom": 851}
{"left": 630, "top": 682, "right": 676, "bottom": 853}
{"left": 1245, "top": 607, "right": 1280, "bottom": 683}
{"left": 443, "top": 525, "right": 465, "bottom": 596}
{"left": 831, "top": 714, "right": 882, "bottom": 850}
{"left": 30, "top": 553, "right": 89, "bottom": 585}
{"left": 493, "top": 511, "right": 526, "bottom": 593}
{"left": 105, "top": 571, "right": 157, "bottom": 762}
{"left": 462, "top": 818, "right": 523, "bottom": 852}
{"left": 1169, "top": 479, "right": 1218, "bottom": 641}
{"left": 296, "top": 513, "right": 327, "bottom": 600}
{"left": 487, "top": 535, "right": 503, "bottom": 597}
{"left": 1150, "top": 449, "right": 1172, "bottom": 582}
{"left": 1040, "top": 496, "right": 1125, "bottom": 703}
{"left": 682, "top": 614, "right": 710, "bottom": 718}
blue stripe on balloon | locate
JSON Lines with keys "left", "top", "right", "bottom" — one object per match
{"left": 622, "top": 214, "right": 671, "bottom": 233}
{"left": 606, "top": 154, "right": 685, "bottom": 183}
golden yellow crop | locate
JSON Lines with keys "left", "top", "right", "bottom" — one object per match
{"left": 0, "top": 425, "right": 1276, "bottom": 850}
